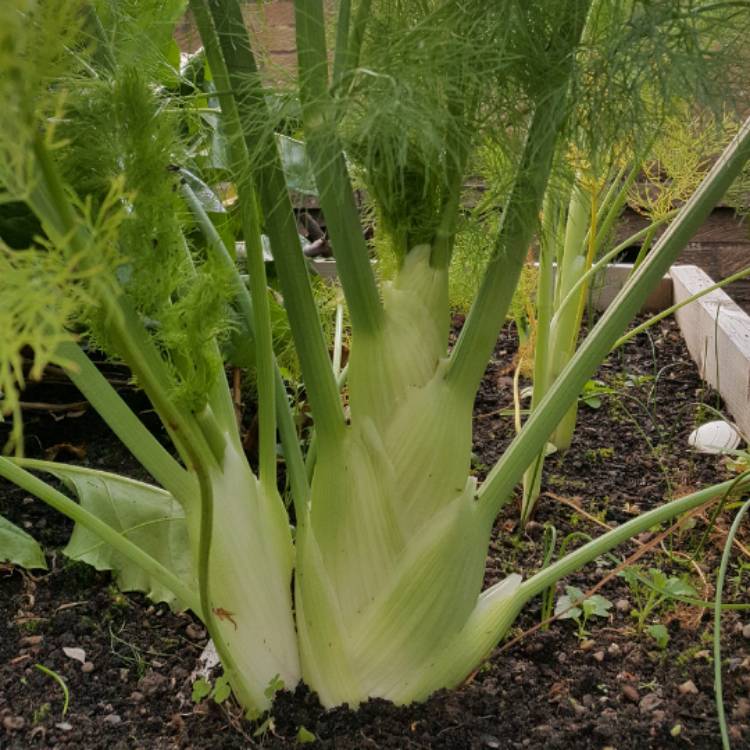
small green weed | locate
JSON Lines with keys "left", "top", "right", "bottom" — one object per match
{"left": 555, "top": 586, "right": 613, "bottom": 638}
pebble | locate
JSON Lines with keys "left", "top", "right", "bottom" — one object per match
{"left": 103, "top": 714, "right": 121, "bottom": 725}
{"left": 81, "top": 661, "right": 95, "bottom": 673}
{"left": 3, "top": 716, "right": 25, "bottom": 731}
{"left": 615, "top": 598, "right": 630, "bottom": 613}
{"left": 480, "top": 734, "right": 501, "bottom": 748}
{"left": 570, "top": 698, "right": 586, "bottom": 716}
{"left": 733, "top": 698, "right": 750, "bottom": 720}
{"left": 742, "top": 624, "right": 750, "bottom": 639}
{"left": 678, "top": 680, "right": 698, "bottom": 695}
{"left": 55, "top": 722, "right": 73, "bottom": 732}
{"left": 640, "top": 694, "right": 663, "bottom": 714}
{"left": 19, "top": 635, "right": 43, "bottom": 647}
{"left": 139, "top": 671, "right": 168, "bottom": 695}
{"left": 185, "top": 623, "right": 206, "bottom": 640}
{"left": 580, "top": 639, "right": 595, "bottom": 652}
{"left": 593, "top": 651, "right": 605, "bottom": 663}
{"left": 607, "top": 643, "right": 621, "bottom": 657}
{"left": 557, "top": 652, "right": 567, "bottom": 664}
{"left": 622, "top": 685, "right": 640, "bottom": 703}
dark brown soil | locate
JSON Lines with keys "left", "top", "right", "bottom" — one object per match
{"left": 2, "top": 318, "right": 749, "bottom": 749}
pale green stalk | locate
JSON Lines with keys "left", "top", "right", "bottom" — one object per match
{"left": 520, "top": 194, "right": 557, "bottom": 523}
{"left": 332, "top": 0, "right": 352, "bottom": 87}
{"left": 180, "top": 182, "right": 309, "bottom": 514}
{"left": 56, "top": 341, "right": 195, "bottom": 503}
{"left": 198, "top": 0, "right": 346, "bottom": 448}
{"left": 293, "top": 0, "right": 384, "bottom": 336}
{"left": 713, "top": 492, "right": 750, "bottom": 750}
{"left": 554, "top": 209, "right": 677, "bottom": 320}
{"left": 548, "top": 181, "right": 591, "bottom": 450}
{"left": 446, "top": 100, "right": 571, "bottom": 397}
{"left": 446, "top": 0, "right": 593, "bottom": 398}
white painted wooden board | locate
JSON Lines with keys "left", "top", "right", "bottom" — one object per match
{"left": 672, "top": 265, "right": 750, "bottom": 439}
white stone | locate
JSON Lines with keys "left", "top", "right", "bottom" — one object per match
{"left": 688, "top": 420, "right": 741, "bottom": 454}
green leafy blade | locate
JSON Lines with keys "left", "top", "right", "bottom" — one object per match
{"left": 0, "top": 514, "right": 47, "bottom": 569}
{"left": 18, "top": 460, "right": 194, "bottom": 607}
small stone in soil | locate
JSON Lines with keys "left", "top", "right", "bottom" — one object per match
{"left": 622, "top": 685, "right": 640, "bottom": 703}
{"left": 3, "top": 716, "right": 25, "bottom": 731}
{"left": 480, "top": 733, "right": 501, "bottom": 748}
{"left": 103, "top": 714, "right": 121, "bottom": 725}
{"left": 678, "top": 680, "right": 698, "bottom": 695}
{"left": 185, "top": 623, "right": 206, "bottom": 640}
{"left": 733, "top": 698, "right": 750, "bottom": 719}
{"left": 639, "top": 694, "right": 663, "bottom": 714}
{"left": 742, "top": 623, "right": 750, "bottom": 639}
{"left": 570, "top": 698, "right": 586, "bottom": 716}
{"left": 607, "top": 643, "right": 621, "bottom": 656}
{"left": 615, "top": 598, "right": 630, "bottom": 613}
{"left": 139, "top": 670, "right": 168, "bottom": 694}
{"left": 730, "top": 726, "right": 745, "bottom": 742}
{"left": 81, "top": 661, "right": 94, "bottom": 673}
{"left": 593, "top": 651, "right": 605, "bottom": 662}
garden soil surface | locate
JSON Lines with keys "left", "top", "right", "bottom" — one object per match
{"left": 1, "top": 318, "right": 749, "bottom": 749}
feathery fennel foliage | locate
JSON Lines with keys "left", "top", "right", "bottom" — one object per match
{"left": 2, "top": 0, "right": 750, "bottom": 719}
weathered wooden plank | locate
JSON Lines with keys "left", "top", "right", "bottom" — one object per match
{"left": 590, "top": 263, "right": 673, "bottom": 312}
{"left": 672, "top": 265, "right": 750, "bottom": 438}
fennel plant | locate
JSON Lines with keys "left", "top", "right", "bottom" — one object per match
{"left": 2, "top": 0, "right": 750, "bottom": 717}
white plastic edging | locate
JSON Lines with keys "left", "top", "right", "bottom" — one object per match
{"left": 671, "top": 265, "right": 750, "bottom": 439}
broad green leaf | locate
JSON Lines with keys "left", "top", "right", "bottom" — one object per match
{"left": 647, "top": 623, "right": 669, "bottom": 649}
{"left": 192, "top": 677, "right": 211, "bottom": 703}
{"left": 25, "top": 461, "right": 194, "bottom": 608}
{"left": 555, "top": 586, "right": 585, "bottom": 620}
{"left": 179, "top": 167, "right": 225, "bottom": 214}
{"left": 582, "top": 594, "right": 612, "bottom": 619}
{"left": 663, "top": 576, "right": 698, "bottom": 598}
{"left": 212, "top": 673, "right": 232, "bottom": 704}
{"left": 0, "top": 514, "right": 47, "bottom": 569}
{"left": 276, "top": 135, "right": 318, "bottom": 196}
{"left": 649, "top": 568, "right": 668, "bottom": 590}
{"left": 297, "top": 726, "right": 317, "bottom": 744}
